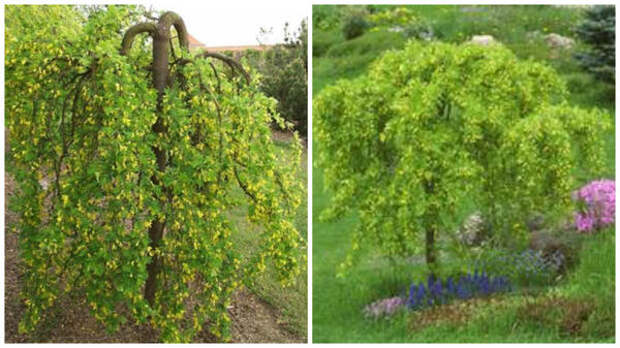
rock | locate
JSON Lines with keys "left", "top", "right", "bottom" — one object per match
{"left": 529, "top": 228, "right": 579, "bottom": 273}
{"left": 545, "top": 33, "right": 575, "bottom": 49}
{"left": 469, "top": 35, "right": 497, "bottom": 46}
{"left": 529, "top": 228, "right": 556, "bottom": 252}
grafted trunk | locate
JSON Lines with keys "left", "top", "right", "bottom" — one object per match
{"left": 121, "top": 11, "right": 189, "bottom": 307}
{"left": 143, "top": 14, "right": 171, "bottom": 308}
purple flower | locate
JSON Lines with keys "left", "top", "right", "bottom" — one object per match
{"left": 446, "top": 277, "right": 455, "bottom": 294}
{"left": 456, "top": 281, "right": 468, "bottom": 299}
{"left": 407, "top": 284, "right": 417, "bottom": 308}
{"left": 427, "top": 274, "right": 435, "bottom": 290}
{"left": 416, "top": 283, "right": 426, "bottom": 304}
{"left": 363, "top": 296, "right": 406, "bottom": 318}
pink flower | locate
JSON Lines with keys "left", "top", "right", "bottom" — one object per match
{"left": 573, "top": 179, "right": 615, "bottom": 233}
{"left": 363, "top": 296, "right": 405, "bottom": 318}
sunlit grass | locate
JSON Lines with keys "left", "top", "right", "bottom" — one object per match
{"left": 229, "top": 133, "right": 307, "bottom": 338}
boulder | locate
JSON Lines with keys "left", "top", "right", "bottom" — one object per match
{"left": 545, "top": 33, "right": 575, "bottom": 49}
{"left": 469, "top": 35, "right": 497, "bottom": 46}
{"left": 529, "top": 228, "right": 580, "bottom": 273}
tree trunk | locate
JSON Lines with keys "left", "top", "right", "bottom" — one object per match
{"left": 425, "top": 225, "right": 437, "bottom": 276}
{"left": 121, "top": 12, "right": 189, "bottom": 307}
{"left": 143, "top": 14, "right": 171, "bottom": 307}
{"left": 423, "top": 179, "right": 438, "bottom": 276}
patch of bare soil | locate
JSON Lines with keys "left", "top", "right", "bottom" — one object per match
{"left": 408, "top": 296, "right": 511, "bottom": 332}
{"left": 4, "top": 173, "right": 304, "bottom": 343}
{"left": 516, "top": 295, "right": 596, "bottom": 338}
{"left": 218, "top": 288, "right": 302, "bottom": 343}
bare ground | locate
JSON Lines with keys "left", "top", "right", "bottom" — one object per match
{"left": 4, "top": 173, "right": 305, "bottom": 343}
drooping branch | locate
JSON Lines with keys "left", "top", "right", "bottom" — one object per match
{"left": 233, "top": 166, "right": 257, "bottom": 203}
{"left": 120, "top": 22, "right": 156, "bottom": 55}
{"left": 158, "top": 11, "right": 189, "bottom": 51}
{"left": 198, "top": 51, "right": 250, "bottom": 84}
{"left": 177, "top": 52, "right": 251, "bottom": 85}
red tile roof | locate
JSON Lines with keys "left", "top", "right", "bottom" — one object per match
{"left": 185, "top": 33, "right": 273, "bottom": 53}
{"left": 187, "top": 33, "right": 205, "bottom": 48}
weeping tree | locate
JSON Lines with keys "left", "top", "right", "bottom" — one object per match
{"left": 6, "top": 5, "right": 304, "bottom": 342}
{"left": 314, "top": 41, "right": 610, "bottom": 276}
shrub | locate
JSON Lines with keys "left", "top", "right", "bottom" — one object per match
{"left": 474, "top": 248, "right": 564, "bottom": 286}
{"left": 402, "top": 22, "right": 435, "bottom": 41}
{"left": 341, "top": 7, "right": 369, "bottom": 40}
{"left": 256, "top": 20, "right": 308, "bottom": 136}
{"left": 367, "top": 7, "right": 434, "bottom": 40}
{"left": 574, "top": 5, "right": 615, "bottom": 83}
{"left": 573, "top": 179, "right": 615, "bottom": 232}
{"left": 314, "top": 41, "right": 610, "bottom": 275}
{"left": 368, "top": 7, "right": 417, "bottom": 28}
{"left": 6, "top": 5, "right": 305, "bottom": 342}
{"left": 313, "top": 4, "right": 341, "bottom": 31}
{"left": 529, "top": 228, "right": 583, "bottom": 275}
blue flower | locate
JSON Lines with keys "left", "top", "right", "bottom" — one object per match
{"left": 446, "top": 277, "right": 455, "bottom": 295}
{"left": 427, "top": 274, "right": 435, "bottom": 290}
{"left": 407, "top": 284, "right": 417, "bottom": 308}
{"left": 480, "top": 276, "right": 490, "bottom": 295}
{"left": 456, "top": 281, "right": 468, "bottom": 299}
{"left": 416, "top": 283, "right": 426, "bottom": 305}
{"left": 403, "top": 271, "right": 512, "bottom": 313}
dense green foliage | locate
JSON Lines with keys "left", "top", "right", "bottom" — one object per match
{"left": 315, "top": 41, "right": 610, "bottom": 274}
{"left": 254, "top": 20, "right": 308, "bottom": 135}
{"left": 6, "top": 5, "right": 305, "bottom": 342}
{"left": 574, "top": 5, "right": 615, "bottom": 83}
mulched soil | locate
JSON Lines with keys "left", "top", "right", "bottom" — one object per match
{"left": 4, "top": 173, "right": 305, "bottom": 343}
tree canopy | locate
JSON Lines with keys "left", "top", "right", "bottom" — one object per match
{"left": 314, "top": 41, "right": 610, "bottom": 274}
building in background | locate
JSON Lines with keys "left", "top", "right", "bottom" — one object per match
{"left": 188, "top": 33, "right": 272, "bottom": 59}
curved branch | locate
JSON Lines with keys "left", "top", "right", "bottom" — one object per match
{"left": 198, "top": 51, "right": 251, "bottom": 84}
{"left": 175, "top": 53, "right": 250, "bottom": 86}
{"left": 120, "top": 22, "right": 156, "bottom": 56}
{"left": 234, "top": 166, "right": 257, "bottom": 203}
{"left": 158, "top": 11, "right": 189, "bottom": 51}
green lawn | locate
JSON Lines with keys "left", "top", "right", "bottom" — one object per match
{"left": 230, "top": 135, "right": 308, "bottom": 339}
{"left": 312, "top": 4, "right": 614, "bottom": 343}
